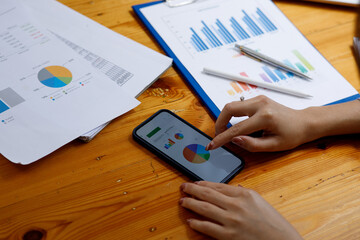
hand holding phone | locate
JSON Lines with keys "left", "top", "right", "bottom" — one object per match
{"left": 133, "top": 110, "right": 244, "bottom": 183}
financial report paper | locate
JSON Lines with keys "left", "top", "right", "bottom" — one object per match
{"left": 22, "top": 0, "right": 172, "bottom": 141}
{"left": 0, "top": 0, "right": 140, "bottom": 164}
{"left": 140, "top": 0, "right": 358, "bottom": 124}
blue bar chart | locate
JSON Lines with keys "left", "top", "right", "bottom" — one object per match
{"left": 242, "top": 10, "right": 263, "bottom": 36}
{"left": 190, "top": 8, "right": 277, "bottom": 52}
{"left": 0, "top": 88, "right": 25, "bottom": 114}
{"left": 255, "top": 8, "right": 277, "bottom": 32}
{"left": 262, "top": 66, "right": 279, "bottom": 82}
{"left": 274, "top": 69, "right": 287, "bottom": 80}
{"left": 230, "top": 17, "right": 250, "bottom": 41}
{"left": 0, "top": 100, "right": 10, "bottom": 114}
{"left": 215, "top": 19, "right": 236, "bottom": 44}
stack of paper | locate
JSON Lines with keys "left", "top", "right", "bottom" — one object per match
{"left": 0, "top": 0, "right": 172, "bottom": 164}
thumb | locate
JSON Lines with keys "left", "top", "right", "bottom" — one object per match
{"left": 232, "top": 136, "right": 280, "bottom": 152}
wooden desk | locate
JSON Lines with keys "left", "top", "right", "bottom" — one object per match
{"left": 1, "top": 1, "right": 360, "bottom": 239}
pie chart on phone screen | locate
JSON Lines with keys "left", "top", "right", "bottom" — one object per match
{"left": 183, "top": 144, "right": 210, "bottom": 164}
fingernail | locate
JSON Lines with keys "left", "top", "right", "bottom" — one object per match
{"left": 206, "top": 142, "right": 214, "bottom": 151}
{"left": 232, "top": 137, "right": 244, "bottom": 146}
{"left": 180, "top": 183, "right": 187, "bottom": 191}
{"left": 187, "top": 219, "right": 193, "bottom": 224}
{"left": 179, "top": 198, "right": 185, "bottom": 205}
{"left": 194, "top": 181, "right": 200, "bottom": 184}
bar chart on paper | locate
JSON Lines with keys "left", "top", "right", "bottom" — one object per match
{"left": 153, "top": 0, "right": 322, "bottom": 101}
{"left": 158, "top": 0, "right": 318, "bottom": 99}
{"left": 162, "top": 4, "right": 279, "bottom": 55}
{"left": 0, "top": 88, "right": 25, "bottom": 114}
{"left": 227, "top": 49, "right": 315, "bottom": 96}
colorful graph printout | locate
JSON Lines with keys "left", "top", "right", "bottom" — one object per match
{"left": 183, "top": 144, "right": 210, "bottom": 164}
{"left": 38, "top": 66, "right": 73, "bottom": 88}
{"left": 227, "top": 50, "right": 315, "bottom": 96}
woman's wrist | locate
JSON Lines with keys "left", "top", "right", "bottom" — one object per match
{"left": 301, "top": 100, "right": 360, "bottom": 142}
{"left": 299, "top": 106, "right": 327, "bottom": 143}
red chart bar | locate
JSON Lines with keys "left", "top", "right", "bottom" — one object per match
{"left": 240, "top": 72, "right": 257, "bottom": 89}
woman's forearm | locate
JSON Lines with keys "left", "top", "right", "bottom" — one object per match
{"left": 303, "top": 99, "right": 360, "bottom": 142}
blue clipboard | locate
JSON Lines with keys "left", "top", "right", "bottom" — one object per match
{"left": 132, "top": 1, "right": 360, "bottom": 118}
{"left": 133, "top": 1, "right": 221, "bottom": 119}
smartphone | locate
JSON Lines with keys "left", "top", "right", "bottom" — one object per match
{"left": 132, "top": 109, "right": 244, "bottom": 183}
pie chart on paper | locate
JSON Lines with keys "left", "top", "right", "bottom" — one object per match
{"left": 38, "top": 66, "right": 72, "bottom": 88}
{"left": 183, "top": 144, "right": 210, "bottom": 164}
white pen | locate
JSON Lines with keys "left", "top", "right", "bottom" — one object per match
{"left": 203, "top": 67, "right": 312, "bottom": 98}
{"left": 235, "top": 44, "right": 312, "bottom": 80}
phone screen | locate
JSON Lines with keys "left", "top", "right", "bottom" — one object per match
{"left": 134, "top": 110, "right": 244, "bottom": 182}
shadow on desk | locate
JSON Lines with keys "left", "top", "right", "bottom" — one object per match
{"left": 275, "top": 0, "right": 358, "bottom": 11}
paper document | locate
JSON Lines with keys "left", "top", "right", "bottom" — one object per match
{"left": 140, "top": 0, "right": 359, "bottom": 125}
{"left": 53, "top": 34, "right": 136, "bottom": 141}
{"left": 23, "top": 0, "right": 172, "bottom": 98}
{"left": 22, "top": 0, "right": 172, "bottom": 141}
{"left": 0, "top": 0, "right": 140, "bottom": 164}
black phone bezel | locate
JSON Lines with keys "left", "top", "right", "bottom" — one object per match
{"left": 132, "top": 109, "right": 244, "bottom": 183}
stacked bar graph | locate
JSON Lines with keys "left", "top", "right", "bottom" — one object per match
{"left": 0, "top": 88, "right": 25, "bottom": 114}
{"left": 242, "top": 10, "right": 263, "bottom": 36}
{"left": 227, "top": 50, "right": 314, "bottom": 96}
{"left": 227, "top": 72, "right": 257, "bottom": 96}
{"left": 293, "top": 50, "right": 314, "bottom": 71}
{"left": 262, "top": 66, "right": 279, "bottom": 82}
{"left": 190, "top": 28, "right": 209, "bottom": 52}
{"left": 274, "top": 69, "right": 287, "bottom": 80}
{"left": 190, "top": 8, "right": 277, "bottom": 52}
{"left": 215, "top": 19, "right": 237, "bottom": 44}
{"left": 259, "top": 50, "right": 314, "bottom": 84}
{"left": 255, "top": 8, "right": 277, "bottom": 32}
{"left": 230, "top": 17, "right": 250, "bottom": 40}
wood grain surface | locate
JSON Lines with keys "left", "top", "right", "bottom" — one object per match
{"left": 0, "top": 1, "right": 360, "bottom": 239}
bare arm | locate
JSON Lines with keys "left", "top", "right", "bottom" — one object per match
{"left": 304, "top": 98, "right": 360, "bottom": 139}
{"left": 206, "top": 96, "right": 360, "bottom": 152}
